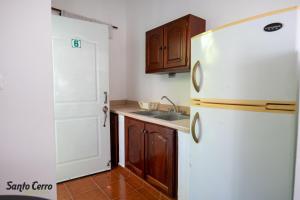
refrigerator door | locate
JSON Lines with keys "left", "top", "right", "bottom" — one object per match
{"left": 189, "top": 106, "right": 296, "bottom": 200}
{"left": 191, "top": 9, "right": 297, "bottom": 102}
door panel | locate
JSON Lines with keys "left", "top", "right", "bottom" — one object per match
{"left": 145, "top": 123, "right": 176, "bottom": 197}
{"left": 53, "top": 39, "right": 97, "bottom": 102}
{"left": 146, "top": 27, "right": 164, "bottom": 72}
{"left": 56, "top": 118, "right": 99, "bottom": 163}
{"left": 52, "top": 15, "right": 110, "bottom": 182}
{"left": 125, "top": 117, "right": 145, "bottom": 177}
{"left": 164, "top": 19, "right": 187, "bottom": 68}
{"left": 191, "top": 10, "right": 297, "bottom": 101}
{"left": 189, "top": 106, "right": 296, "bottom": 200}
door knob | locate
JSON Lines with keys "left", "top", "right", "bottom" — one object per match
{"left": 102, "top": 105, "right": 108, "bottom": 127}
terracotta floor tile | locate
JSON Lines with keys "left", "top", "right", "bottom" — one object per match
{"left": 65, "top": 176, "right": 98, "bottom": 197}
{"left": 125, "top": 175, "right": 144, "bottom": 190}
{"left": 141, "top": 182, "right": 161, "bottom": 198}
{"left": 111, "top": 167, "right": 130, "bottom": 179}
{"left": 101, "top": 178, "right": 135, "bottom": 199}
{"left": 93, "top": 171, "right": 123, "bottom": 188}
{"left": 73, "top": 189, "right": 109, "bottom": 200}
{"left": 57, "top": 183, "right": 72, "bottom": 200}
{"left": 159, "top": 193, "right": 175, "bottom": 200}
{"left": 137, "top": 187, "right": 159, "bottom": 200}
{"left": 58, "top": 167, "right": 172, "bottom": 200}
{"left": 114, "top": 190, "right": 147, "bottom": 200}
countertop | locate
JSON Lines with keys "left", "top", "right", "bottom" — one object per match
{"left": 110, "top": 104, "right": 190, "bottom": 133}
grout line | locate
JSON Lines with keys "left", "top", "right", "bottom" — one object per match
{"left": 62, "top": 183, "right": 74, "bottom": 200}
{"left": 90, "top": 176, "right": 111, "bottom": 200}
{"left": 114, "top": 167, "right": 147, "bottom": 198}
{"left": 122, "top": 167, "right": 162, "bottom": 199}
{"left": 122, "top": 168, "right": 144, "bottom": 192}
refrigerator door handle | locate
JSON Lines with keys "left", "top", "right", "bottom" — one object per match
{"left": 192, "top": 61, "right": 202, "bottom": 93}
{"left": 191, "top": 112, "right": 200, "bottom": 143}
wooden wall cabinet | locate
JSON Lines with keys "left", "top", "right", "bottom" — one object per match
{"left": 146, "top": 27, "right": 164, "bottom": 71}
{"left": 146, "top": 14, "right": 206, "bottom": 73}
{"left": 125, "top": 117, "right": 177, "bottom": 197}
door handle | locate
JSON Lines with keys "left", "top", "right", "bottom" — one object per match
{"left": 191, "top": 112, "right": 200, "bottom": 143}
{"left": 102, "top": 105, "right": 108, "bottom": 127}
{"left": 104, "top": 91, "right": 108, "bottom": 104}
{"left": 192, "top": 60, "right": 201, "bottom": 93}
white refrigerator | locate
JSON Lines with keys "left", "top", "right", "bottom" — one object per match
{"left": 189, "top": 7, "right": 298, "bottom": 200}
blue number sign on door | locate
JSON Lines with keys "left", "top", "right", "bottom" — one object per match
{"left": 71, "top": 39, "right": 81, "bottom": 48}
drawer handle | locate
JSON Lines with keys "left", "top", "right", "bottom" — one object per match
{"left": 192, "top": 60, "right": 201, "bottom": 93}
{"left": 191, "top": 112, "right": 200, "bottom": 143}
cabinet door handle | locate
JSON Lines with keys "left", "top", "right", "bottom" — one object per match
{"left": 191, "top": 112, "right": 200, "bottom": 143}
{"left": 192, "top": 60, "right": 202, "bottom": 93}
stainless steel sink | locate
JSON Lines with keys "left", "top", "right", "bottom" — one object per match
{"left": 153, "top": 113, "right": 189, "bottom": 121}
{"left": 132, "top": 110, "right": 189, "bottom": 121}
{"left": 131, "top": 110, "right": 166, "bottom": 116}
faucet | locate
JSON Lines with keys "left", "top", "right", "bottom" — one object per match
{"left": 161, "top": 96, "right": 178, "bottom": 113}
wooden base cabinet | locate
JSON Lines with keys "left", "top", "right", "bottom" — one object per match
{"left": 125, "top": 117, "right": 145, "bottom": 178}
{"left": 145, "top": 123, "right": 177, "bottom": 197}
{"left": 125, "top": 117, "right": 177, "bottom": 197}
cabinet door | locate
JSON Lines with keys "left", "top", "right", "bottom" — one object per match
{"left": 146, "top": 27, "right": 164, "bottom": 72}
{"left": 125, "top": 117, "right": 145, "bottom": 177}
{"left": 163, "top": 18, "right": 188, "bottom": 69}
{"left": 145, "top": 123, "right": 177, "bottom": 197}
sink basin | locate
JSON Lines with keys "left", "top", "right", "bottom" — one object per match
{"left": 153, "top": 113, "right": 189, "bottom": 121}
{"left": 132, "top": 110, "right": 189, "bottom": 121}
{"left": 131, "top": 110, "right": 166, "bottom": 116}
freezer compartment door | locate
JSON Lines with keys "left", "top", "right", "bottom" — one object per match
{"left": 189, "top": 106, "right": 296, "bottom": 200}
{"left": 191, "top": 9, "right": 297, "bottom": 102}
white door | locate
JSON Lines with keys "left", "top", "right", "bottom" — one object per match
{"left": 189, "top": 106, "right": 296, "bottom": 200}
{"left": 52, "top": 15, "right": 110, "bottom": 182}
{"left": 191, "top": 9, "right": 297, "bottom": 102}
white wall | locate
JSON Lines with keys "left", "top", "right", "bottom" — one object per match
{"left": 52, "top": 0, "right": 128, "bottom": 101}
{"left": 126, "top": 0, "right": 300, "bottom": 106}
{"left": 0, "top": 0, "right": 56, "bottom": 199}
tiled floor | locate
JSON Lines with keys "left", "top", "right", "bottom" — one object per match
{"left": 57, "top": 166, "right": 174, "bottom": 200}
